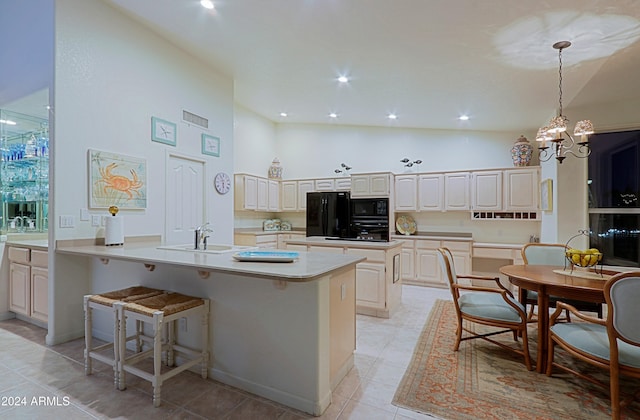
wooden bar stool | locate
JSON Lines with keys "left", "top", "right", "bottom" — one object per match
{"left": 115, "top": 292, "right": 210, "bottom": 407}
{"left": 84, "top": 286, "right": 163, "bottom": 387}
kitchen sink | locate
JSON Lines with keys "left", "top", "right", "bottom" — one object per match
{"left": 157, "top": 244, "right": 255, "bottom": 254}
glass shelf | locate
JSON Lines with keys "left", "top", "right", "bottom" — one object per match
{"left": 0, "top": 109, "right": 49, "bottom": 233}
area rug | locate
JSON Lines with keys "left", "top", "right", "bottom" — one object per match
{"left": 392, "top": 299, "right": 640, "bottom": 420}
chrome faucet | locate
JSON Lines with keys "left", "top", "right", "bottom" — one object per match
{"left": 194, "top": 222, "right": 213, "bottom": 250}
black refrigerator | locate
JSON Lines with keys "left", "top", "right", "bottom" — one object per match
{"left": 306, "top": 192, "right": 351, "bottom": 238}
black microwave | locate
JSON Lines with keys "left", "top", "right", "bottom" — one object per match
{"left": 351, "top": 198, "right": 389, "bottom": 219}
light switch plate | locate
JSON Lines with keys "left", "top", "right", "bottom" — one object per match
{"left": 59, "top": 215, "right": 75, "bottom": 228}
{"left": 80, "top": 208, "right": 90, "bottom": 221}
{"left": 91, "top": 215, "right": 101, "bottom": 227}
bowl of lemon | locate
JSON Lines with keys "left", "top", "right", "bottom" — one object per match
{"left": 565, "top": 248, "right": 603, "bottom": 268}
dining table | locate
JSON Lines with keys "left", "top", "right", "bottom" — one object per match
{"left": 499, "top": 264, "right": 613, "bottom": 373}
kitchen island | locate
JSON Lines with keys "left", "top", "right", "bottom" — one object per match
{"left": 55, "top": 238, "right": 364, "bottom": 415}
{"left": 284, "top": 237, "right": 402, "bottom": 318}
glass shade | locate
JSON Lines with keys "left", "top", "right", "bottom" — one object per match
{"left": 574, "top": 120, "right": 595, "bottom": 136}
{"left": 536, "top": 126, "right": 553, "bottom": 142}
{"left": 547, "top": 116, "right": 567, "bottom": 134}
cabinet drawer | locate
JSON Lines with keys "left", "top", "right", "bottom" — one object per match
{"left": 31, "top": 250, "right": 48, "bottom": 268}
{"left": 397, "top": 239, "right": 416, "bottom": 250}
{"left": 255, "top": 234, "right": 278, "bottom": 244}
{"left": 9, "top": 247, "right": 30, "bottom": 263}
{"left": 442, "top": 241, "right": 471, "bottom": 252}
{"left": 415, "top": 240, "right": 440, "bottom": 250}
{"left": 473, "top": 247, "right": 513, "bottom": 260}
{"left": 346, "top": 248, "right": 385, "bottom": 263}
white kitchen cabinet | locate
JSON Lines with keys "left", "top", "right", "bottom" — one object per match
{"left": 335, "top": 177, "right": 351, "bottom": 191}
{"left": 350, "top": 173, "right": 391, "bottom": 197}
{"left": 9, "top": 261, "right": 30, "bottom": 316}
{"left": 8, "top": 246, "right": 49, "bottom": 324}
{"left": 394, "top": 174, "right": 418, "bottom": 211}
{"left": 315, "top": 178, "right": 335, "bottom": 191}
{"left": 297, "top": 180, "right": 315, "bottom": 210}
{"left": 471, "top": 171, "right": 503, "bottom": 211}
{"left": 418, "top": 174, "right": 444, "bottom": 211}
{"left": 393, "top": 236, "right": 471, "bottom": 288}
{"left": 256, "top": 177, "right": 268, "bottom": 211}
{"left": 234, "top": 174, "right": 258, "bottom": 211}
{"left": 444, "top": 172, "right": 470, "bottom": 211}
{"left": 415, "top": 241, "right": 441, "bottom": 286}
{"left": 398, "top": 239, "right": 416, "bottom": 281}
{"left": 281, "top": 181, "right": 298, "bottom": 211}
{"left": 504, "top": 168, "right": 539, "bottom": 211}
{"left": 354, "top": 262, "right": 385, "bottom": 309}
{"left": 31, "top": 267, "right": 48, "bottom": 323}
{"left": 268, "top": 180, "right": 279, "bottom": 211}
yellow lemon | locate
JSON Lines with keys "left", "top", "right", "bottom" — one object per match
{"left": 571, "top": 253, "right": 582, "bottom": 265}
{"left": 581, "top": 255, "right": 594, "bottom": 266}
{"left": 587, "top": 248, "right": 600, "bottom": 254}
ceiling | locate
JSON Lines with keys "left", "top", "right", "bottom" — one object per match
{"left": 14, "top": 1, "right": 640, "bottom": 134}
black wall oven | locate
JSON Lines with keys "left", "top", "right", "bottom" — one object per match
{"left": 350, "top": 198, "right": 389, "bottom": 241}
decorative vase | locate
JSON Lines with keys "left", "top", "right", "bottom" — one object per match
{"left": 510, "top": 135, "right": 533, "bottom": 167}
{"left": 268, "top": 157, "right": 283, "bottom": 179}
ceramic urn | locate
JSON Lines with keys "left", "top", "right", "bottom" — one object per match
{"left": 510, "top": 135, "right": 533, "bottom": 167}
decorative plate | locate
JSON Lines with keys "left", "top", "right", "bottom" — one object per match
{"left": 232, "top": 251, "right": 299, "bottom": 263}
{"left": 396, "top": 215, "right": 417, "bottom": 235}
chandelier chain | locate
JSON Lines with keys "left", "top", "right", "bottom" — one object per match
{"left": 558, "top": 47, "right": 563, "bottom": 117}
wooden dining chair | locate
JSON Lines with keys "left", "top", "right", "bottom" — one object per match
{"left": 521, "top": 242, "right": 603, "bottom": 320}
{"left": 546, "top": 272, "right": 640, "bottom": 420}
{"left": 437, "top": 247, "right": 533, "bottom": 371}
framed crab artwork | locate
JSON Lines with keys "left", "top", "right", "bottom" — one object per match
{"left": 88, "top": 149, "right": 147, "bottom": 209}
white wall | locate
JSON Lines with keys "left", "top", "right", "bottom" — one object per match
{"left": 49, "top": 0, "right": 235, "bottom": 343}
{"left": 275, "top": 124, "right": 536, "bottom": 178}
{"left": 234, "top": 105, "right": 278, "bottom": 176}
{"left": 54, "top": 0, "right": 234, "bottom": 242}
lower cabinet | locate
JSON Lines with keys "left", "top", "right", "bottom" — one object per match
{"left": 235, "top": 231, "right": 307, "bottom": 249}
{"left": 394, "top": 236, "right": 471, "bottom": 288}
{"left": 285, "top": 242, "right": 402, "bottom": 318}
{"left": 8, "top": 246, "right": 48, "bottom": 324}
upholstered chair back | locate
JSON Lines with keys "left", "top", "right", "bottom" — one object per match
{"left": 522, "top": 243, "right": 569, "bottom": 266}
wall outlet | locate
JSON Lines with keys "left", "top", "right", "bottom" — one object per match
{"left": 91, "top": 215, "right": 101, "bottom": 227}
{"left": 341, "top": 283, "right": 347, "bottom": 300}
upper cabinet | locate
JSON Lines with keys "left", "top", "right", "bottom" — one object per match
{"left": 444, "top": 172, "right": 470, "bottom": 211}
{"left": 418, "top": 174, "right": 444, "bottom": 211}
{"left": 281, "top": 181, "right": 298, "bottom": 211}
{"left": 297, "top": 180, "right": 315, "bottom": 210}
{"left": 235, "top": 174, "right": 258, "bottom": 211}
{"left": 469, "top": 167, "right": 540, "bottom": 217}
{"left": 351, "top": 173, "right": 391, "bottom": 197}
{"left": 471, "top": 171, "right": 503, "bottom": 211}
{"left": 394, "top": 175, "right": 418, "bottom": 211}
{"left": 503, "top": 168, "right": 539, "bottom": 211}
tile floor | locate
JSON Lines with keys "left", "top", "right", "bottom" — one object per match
{"left": 0, "top": 285, "right": 451, "bottom": 419}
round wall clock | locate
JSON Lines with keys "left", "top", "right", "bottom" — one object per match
{"left": 214, "top": 172, "right": 231, "bottom": 194}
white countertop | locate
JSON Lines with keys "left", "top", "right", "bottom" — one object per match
{"left": 235, "top": 229, "right": 305, "bottom": 236}
{"left": 55, "top": 240, "right": 364, "bottom": 282}
{"left": 5, "top": 238, "right": 49, "bottom": 250}
{"left": 391, "top": 232, "right": 473, "bottom": 241}
{"left": 286, "top": 236, "right": 402, "bottom": 249}
{"left": 473, "top": 242, "right": 524, "bottom": 249}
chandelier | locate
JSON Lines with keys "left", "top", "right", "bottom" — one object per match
{"left": 536, "top": 41, "right": 594, "bottom": 164}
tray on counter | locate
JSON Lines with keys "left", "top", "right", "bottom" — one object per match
{"left": 232, "top": 251, "right": 299, "bottom": 263}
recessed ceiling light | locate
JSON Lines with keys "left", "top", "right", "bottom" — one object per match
{"left": 458, "top": 115, "right": 470, "bottom": 121}
{"left": 329, "top": 113, "right": 338, "bottom": 118}
{"left": 337, "top": 76, "right": 349, "bottom": 83}
{"left": 388, "top": 113, "right": 397, "bottom": 120}
{"left": 280, "top": 112, "right": 288, "bottom": 117}
{"left": 200, "top": 0, "right": 214, "bottom": 9}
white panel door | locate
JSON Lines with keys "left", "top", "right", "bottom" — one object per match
{"left": 394, "top": 175, "right": 417, "bottom": 211}
{"left": 166, "top": 153, "right": 205, "bottom": 245}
